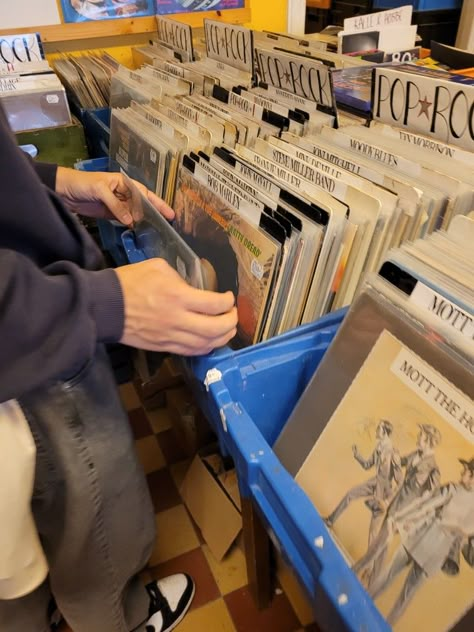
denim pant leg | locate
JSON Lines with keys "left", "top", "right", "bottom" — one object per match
{"left": 0, "top": 346, "right": 156, "bottom": 632}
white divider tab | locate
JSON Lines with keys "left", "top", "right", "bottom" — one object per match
{"left": 204, "top": 368, "right": 223, "bottom": 391}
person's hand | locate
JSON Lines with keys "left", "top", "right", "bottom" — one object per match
{"left": 55, "top": 167, "right": 174, "bottom": 226}
{"left": 115, "top": 258, "right": 238, "bottom": 355}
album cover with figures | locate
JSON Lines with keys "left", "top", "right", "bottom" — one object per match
{"left": 296, "top": 329, "right": 474, "bottom": 632}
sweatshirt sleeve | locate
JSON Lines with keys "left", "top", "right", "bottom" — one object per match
{"left": 0, "top": 249, "right": 125, "bottom": 402}
{"left": 19, "top": 149, "right": 58, "bottom": 191}
{"left": 34, "top": 162, "right": 58, "bottom": 191}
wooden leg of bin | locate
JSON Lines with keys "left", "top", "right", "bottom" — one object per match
{"left": 241, "top": 497, "right": 272, "bottom": 610}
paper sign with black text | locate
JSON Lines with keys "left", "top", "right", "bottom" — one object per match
{"left": 343, "top": 5, "right": 413, "bottom": 34}
{"left": 372, "top": 66, "right": 474, "bottom": 153}
{"left": 204, "top": 20, "right": 254, "bottom": 75}
{"left": 156, "top": 16, "right": 194, "bottom": 61}
{"left": 255, "top": 47, "right": 336, "bottom": 114}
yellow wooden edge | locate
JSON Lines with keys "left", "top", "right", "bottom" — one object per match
{"left": 0, "top": 7, "right": 251, "bottom": 43}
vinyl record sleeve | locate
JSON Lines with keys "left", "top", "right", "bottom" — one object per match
{"left": 295, "top": 327, "right": 473, "bottom": 632}
{"left": 173, "top": 167, "right": 280, "bottom": 347}
{"left": 110, "top": 71, "right": 156, "bottom": 108}
{"left": 1, "top": 87, "right": 71, "bottom": 132}
{"left": 123, "top": 172, "right": 204, "bottom": 290}
{"left": 209, "top": 147, "right": 324, "bottom": 332}
{"left": 109, "top": 109, "right": 164, "bottom": 196}
{"left": 275, "top": 283, "right": 474, "bottom": 478}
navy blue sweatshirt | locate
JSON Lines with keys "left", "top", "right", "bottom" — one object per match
{"left": 0, "top": 106, "right": 124, "bottom": 401}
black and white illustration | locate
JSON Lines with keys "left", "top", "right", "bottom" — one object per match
{"left": 296, "top": 330, "right": 474, "bottom": 631}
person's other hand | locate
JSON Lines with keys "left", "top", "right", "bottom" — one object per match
{"left": 55, "top": 167, "right": 174, "bottom": 226}
{"left": 115, "top": 258, "right": 238, "bottom": 355}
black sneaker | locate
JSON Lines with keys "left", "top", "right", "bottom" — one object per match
{"left": 145, "top": 574, "right": 195, "bottom": 632}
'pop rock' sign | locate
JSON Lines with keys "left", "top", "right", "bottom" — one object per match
{"left": 204, "top": 20, "right": 254, "bottom": 75}
{"left": 255, "top": 47, "right": 336, "bottom": 114}
{"left": 372, "top": 67, "right": 474, "bottom": 153}
{"left": 156, "top": 16, "right": 194, "bottom": 61}
{"left": 0, "top": 34, "right": 43, "bottom": 65}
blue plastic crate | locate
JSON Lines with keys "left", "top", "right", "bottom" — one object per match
{"left": 83, "top": 108, "right": 111, "bottom": 158}
{"left": 69, "top": 100, "right": 110, "bottom": 158}
{"left": 373, "top": 0, "right": 461, "bottom": 9}
{"left": 197, "top": 319, "right": 389, "bottom": 632}
{"left": 183, "top": 310, "right": 344, "bottom": 452}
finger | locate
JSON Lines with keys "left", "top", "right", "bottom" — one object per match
{"left": 147, "top": 190, "right": 175, "bottom": 220}
{"left": 123, "top": 177, "right": 175, "bottom": 220}
{"left": 96, "top": 181, "right": 134, "bottom": 225}
{"left": 175, "top": 307, "right": 238, "bottom": 340}
{"left": 183, "top": 287, "right": 236, "bottom": 315}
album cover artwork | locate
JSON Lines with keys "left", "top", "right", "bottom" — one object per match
{"left": 60, "top": 0, "right": 155, "bottom": 22}
{"left": 173, "top": 168, "right": 279, "bottom": 347}
{"left": 109, "top": 112, "right": 162, "bottom": 194}
{"left": 296, "top": 329, "right": 473, "bottom": 632}
{"left": 156, "top": 0, "right": 244, "bottom": 17}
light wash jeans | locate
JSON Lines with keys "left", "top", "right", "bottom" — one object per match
{"left": 0, "top": 346, "right": 156, "bottom": 632}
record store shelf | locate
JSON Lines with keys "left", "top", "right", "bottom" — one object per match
{"left": 75, "top": 157, "right": 389, "bottom": 632}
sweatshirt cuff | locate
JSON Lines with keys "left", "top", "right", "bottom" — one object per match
{"left": 85, "top": 269, "right": 125, "bottom": 343}
{"left": 34, "top": 162, "right": 58, "bottom": 191}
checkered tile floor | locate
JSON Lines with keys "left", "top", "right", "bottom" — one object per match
{"left": 118, "top": 382, "right": 321, "bottom": 632}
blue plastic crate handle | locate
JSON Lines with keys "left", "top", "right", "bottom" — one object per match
{"left": 121, "top": 225, "right": 165, "bottom": 264}
{"left": 121, "top": 230, "right": 147, "bottom": 263}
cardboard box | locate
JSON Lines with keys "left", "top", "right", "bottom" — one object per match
{"left": 167, "top": 387, "right": 215, "bottom": 457}
{"left": 133, "top": 354, "right": 184, "bottom": 410}
{"left": 180, "top": 453, "right": 242, "bottom": 561}
{"left": 276, "top": 554, "right": 315, "bottom": 627}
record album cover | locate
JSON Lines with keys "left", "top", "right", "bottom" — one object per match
{"left": 109, "top": 111, "right": 162, "bottom": 195}
{"left": 173, "top": 168, "right": 280, "bottom": 347}
{"left": 155, "top": 0, "right": 244, "bottom": 16}
{"left": 275, "top": 283, "right": 474, "bottom": 476}
{"left": 332, "top": 66, "right": 374, "bottom": 113}
{"left": 296, "top": 329, "right": 473, "bottom": 632}
{"left": 60, "top": 0, "right": 155, "bottom": 23}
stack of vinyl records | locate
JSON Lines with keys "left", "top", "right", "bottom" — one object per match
{"left": 110, "top": 16, "right": 474, "bottom": 630}
{"left": 104, "top": 18, "right": 473, "bottom": 349}
{"left": 108, "top": 25, "right": 473, "bottom": 350}
{"left": 53, "top": 53, "right": 119, "bottom": 109}
{"left": 274, "top": 214, "right": 473, "bottom": 632}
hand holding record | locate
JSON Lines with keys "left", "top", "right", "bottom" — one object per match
{"left": 55, "top": 167, "right": 174, "bottom": 226}
{"left": 116, "top": 258, "right": 238, "bottom": 356}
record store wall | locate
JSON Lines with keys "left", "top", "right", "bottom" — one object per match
{"left": 248, "top": 0, "right": 287, "bottom": 32}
